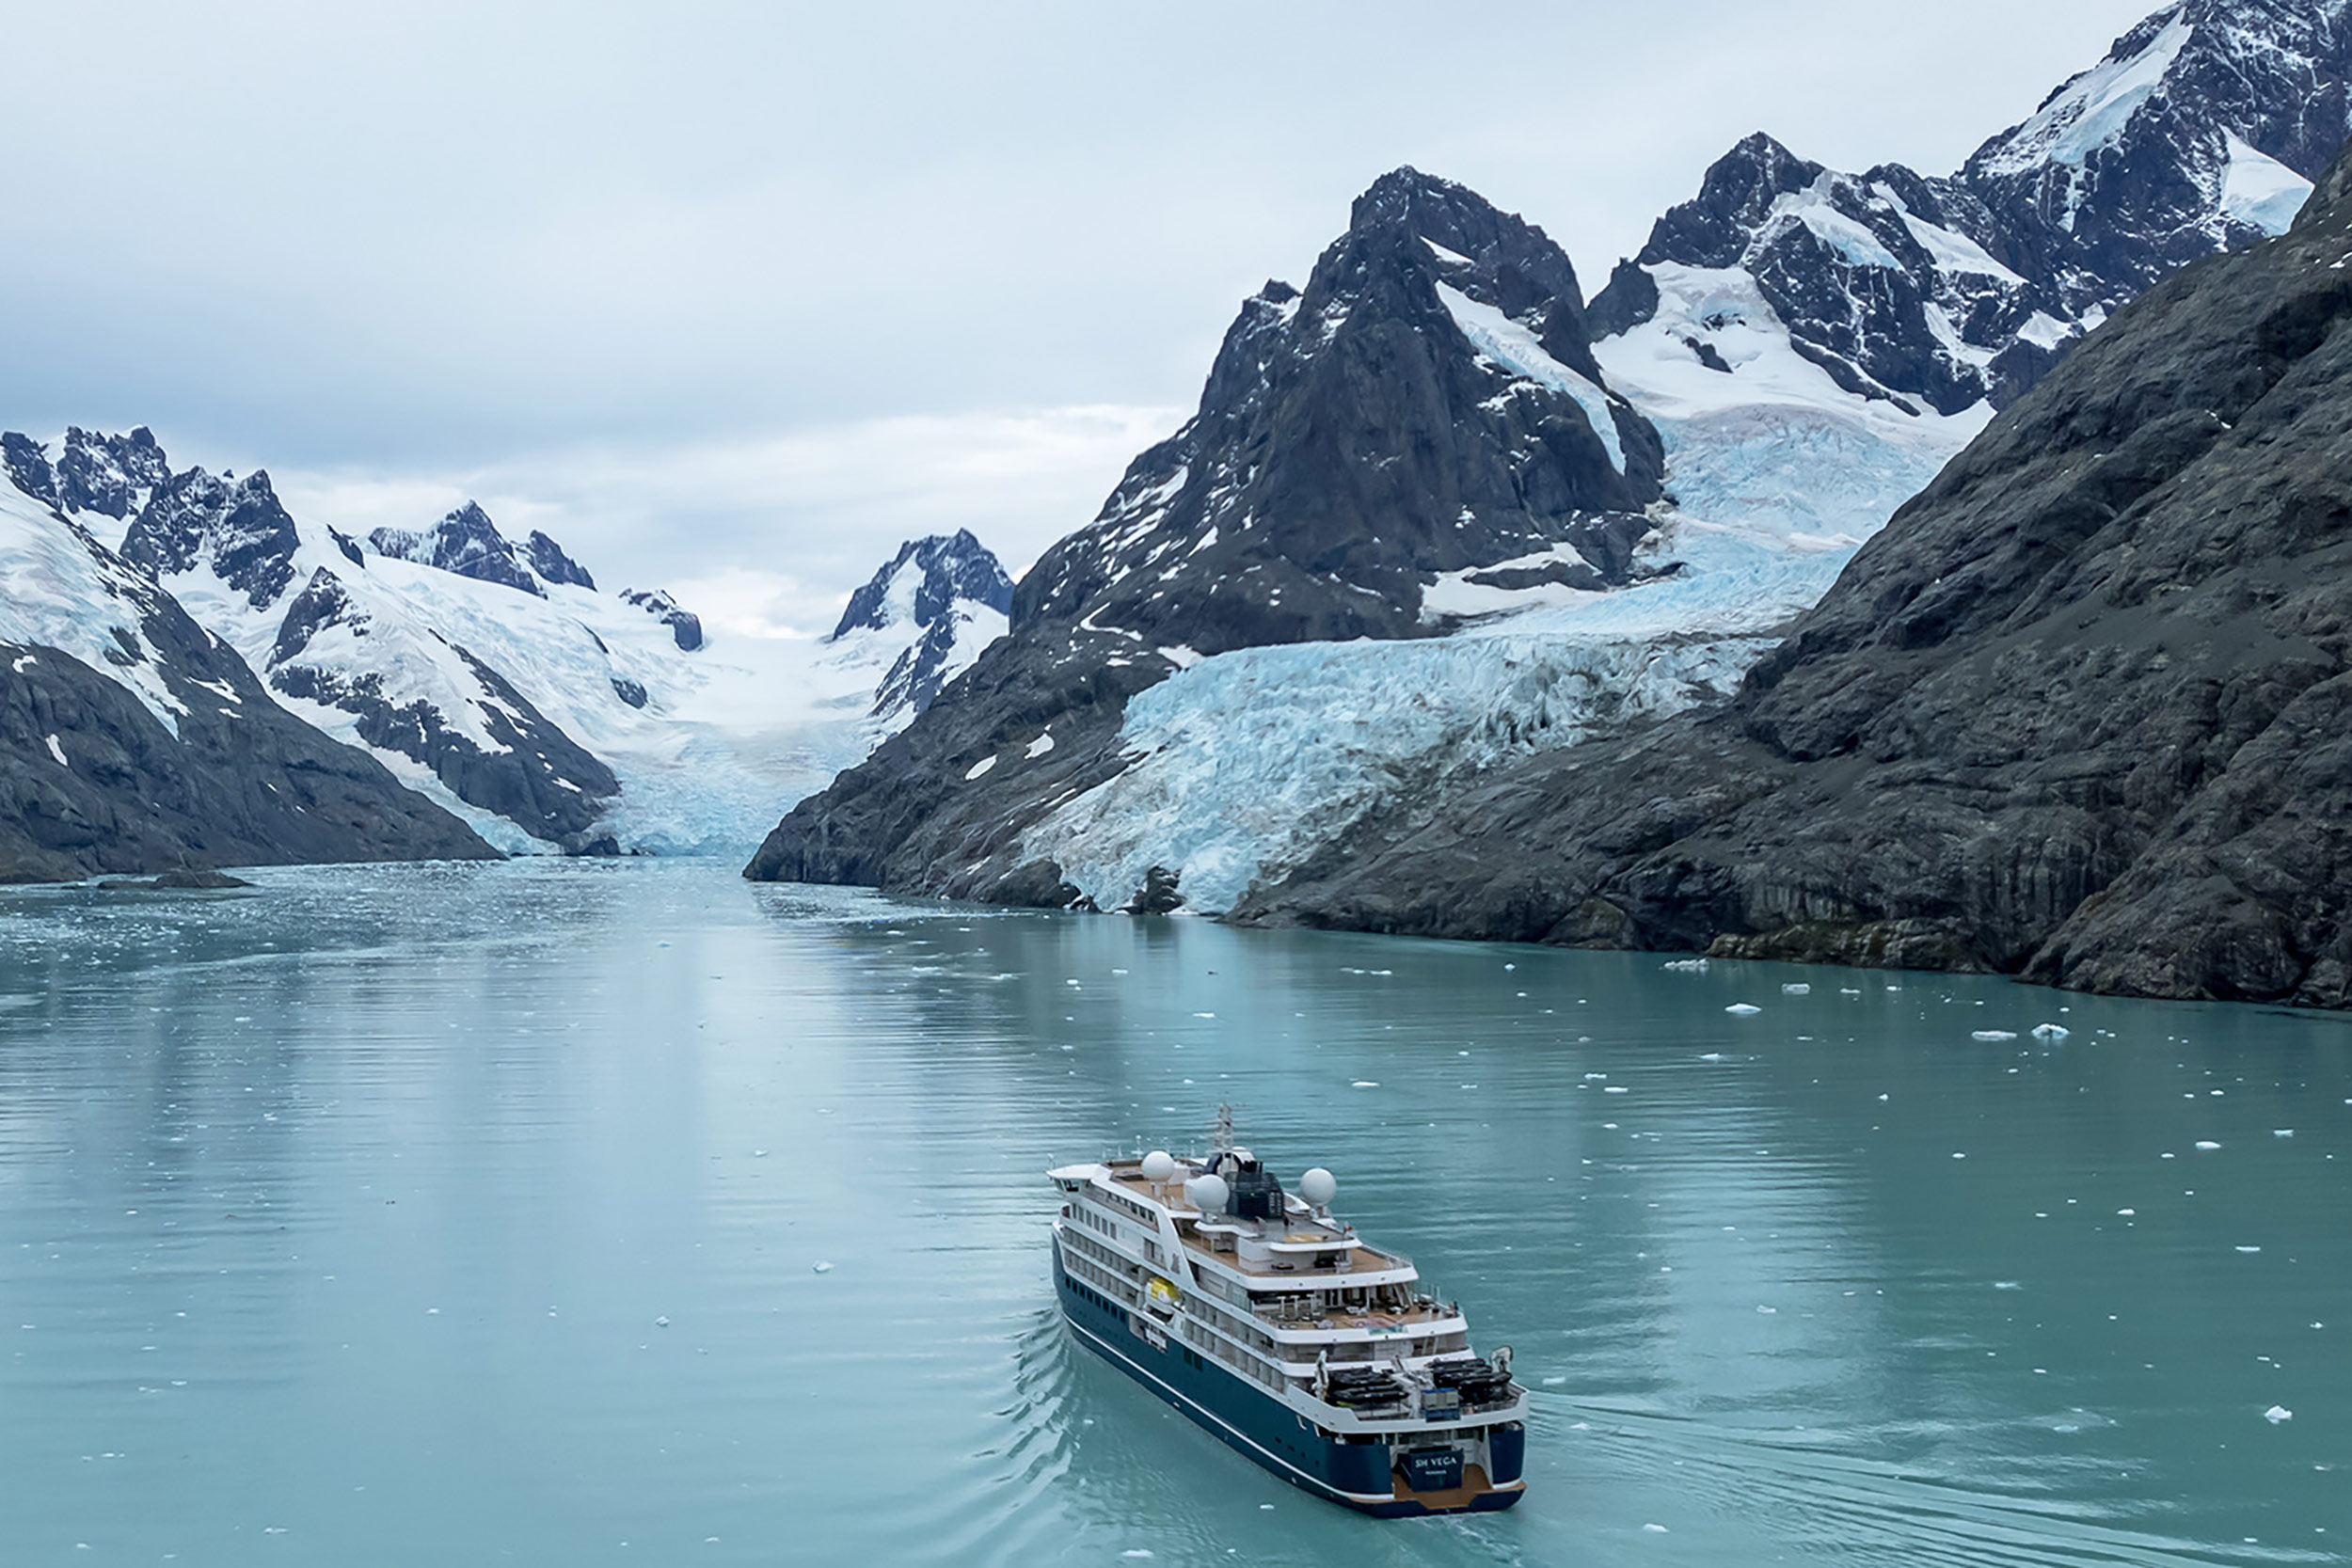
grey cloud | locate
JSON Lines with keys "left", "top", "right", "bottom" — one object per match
{"left": 3, "top": 0, "right": 2158, "bottom": 595}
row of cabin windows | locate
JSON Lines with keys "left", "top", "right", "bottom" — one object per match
{"left": 1099, "top": 1189, "right": 1156, "bottom": 1224}
{"left": 1062, "top": 1233, "right": 1137, "bottom": 1294}
{"left": 1067, "top": 1253, "right": 1144, "bottom": 1313}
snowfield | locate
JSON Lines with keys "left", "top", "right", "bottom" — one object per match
{"left": 1592, "top": 263, "right": 1994, "bottom": 543}
{"left": 0, "top": 485, "right": 189, "bottom": 731}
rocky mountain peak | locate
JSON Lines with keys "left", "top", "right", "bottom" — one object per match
{"left": 1961, "top": 0, "right": 2351, "bottom": 313}
{"left": 58, "top": 427, "right": 171, "bottom": 519}
{"left": 1015, "top": 166, "right": 1665, "bottom": 654}
{"left": 831, "top": 530, "right": 1013, "bottom": 641}
{"left": 0, "top": 426, "right": 173, "bottom": 522}
{"left": 370, "top": 502, "right": 594, "bottom": 599}
{"left": 1589, "top": 0, "right": 2352, "bottom": 422}
{"left": 1641, "top": 133, "right": 1828, "bottom": 271}
{"left": 121, "top": 466, "right": 304, "bottom": 611}
{"left": 524, "top": 530, "right": 596, "bottom": 590}
{"left": 748, "top": 167, "right": 1682, "bottom": 901}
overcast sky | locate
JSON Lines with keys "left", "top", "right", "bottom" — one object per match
{"left": 2, "top": 0, "right": 2159, "bottom": 637}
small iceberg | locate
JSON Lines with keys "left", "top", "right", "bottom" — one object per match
{"left": 1725, "top": 1003, "right": 1762, "bottom": 1016}
{"left": 2265, "top": 1405, "right": 2293, "bottom": 1424}
{"left": 1972, "top": 1030, "right": 2019, "bottom": 1041}
{"left": 1781, "top": 983, "right": 1811, "bottom": 995}
{"left": 1662, "top": 958, "right": 1709, "bottom": 974}
{"left": 2031, "top": 1023, "right": 2071, "bottom": 1041}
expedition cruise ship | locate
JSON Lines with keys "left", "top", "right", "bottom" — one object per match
{"left": 1048, "top": 1115, "right": 1528, "bottom": 1516}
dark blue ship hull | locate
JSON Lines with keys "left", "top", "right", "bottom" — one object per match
{"left": 1053, "top": 1236, "right": 1525, "bottom": 1517}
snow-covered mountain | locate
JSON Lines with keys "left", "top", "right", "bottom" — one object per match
{"left": 0, "top": 443, "right": 492, "bottom": 879}
{"left": 2, "top": 428, "right": 1014, "bottom": 859}
{"left": 750, "top": 0, "right": 2352, "bottom": 916}
{"left": 370, "top": 501, "right": 597, "bottom": 595}
{"left": 748, "top": 167, "right": 1680, "bottom": 901}
{"left": 826, "top": 530, "right": 1012, "bottom": 725}
{"left": 1588, "top": 0, "right": 2350, "bottom": 542}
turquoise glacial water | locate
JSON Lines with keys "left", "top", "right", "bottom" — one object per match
{"left": 0, "top": 859, "right": 2344, "bottom": 1566}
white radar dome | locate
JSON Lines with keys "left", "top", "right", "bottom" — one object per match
{"left": 1185, "top": 1174, "right": 1230, "bottom": 1214}
{"left": 1299, "top": 1167, "right": 1337, "bottom": 1207}
{"left": 1141, "top": 1150, "right": 1177, "bottom": 1183}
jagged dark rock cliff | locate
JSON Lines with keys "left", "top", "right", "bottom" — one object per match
{"left": 1238, "top": 144, "right": 2352, "bottom": 1008}
{"left": 830, "top": 531, "right": 1014, "bottom": 721}
{"left": 370, "top": 502, "right": 594, "bottom": 597}
{"left": 1590, "top": 1, "right": 2352, "bottom": 416}
{"left": 746, "top": 167, "right": 1669, "bottom": 896}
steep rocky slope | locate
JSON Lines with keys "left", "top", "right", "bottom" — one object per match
{"left": 745, "top": 168, "right": 1671, "bottom": 899}
{"left": 0, "top": 471, "right": 492, "bottom": 880}
{"left": 1239, "top": 147, "right": 2352, "bottom": 1008}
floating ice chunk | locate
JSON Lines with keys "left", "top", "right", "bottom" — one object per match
{"left": 1756, "top": 1305, "right": 1777, "bottom": 1314}
{"left": 2032, "top": 1023, "right": 2071, "bottom": 1041}
{"left": 2265, "top": 1405, "right": 2293, "bottom": 1424}
{"left": 1662, "top": 958, "right": 1709, "bottom": 974}
{"left": 1540, "top": 1374, "right": 1567, "bottom": 1386}
{"left": 2274, "top": 1130, "right": 2295, "bottom": 1138}
{"left": 1952, "top": 1152, "right": 1967, "bottom": 1160}
{"left": 1700, "top": 1053, "right": 1726, "bottom": 1062}
{"left": 1782, "top": 983, "right": 1810, "bottom": 994}
{"left": 1972, "top": 1030, "right": 2019, "bottom": 1041}
{"left": 655, "top": 1316, "right": 671, "bottom": 1328}
{"left": 812, "top": 1261, "right": 834, "bottom": 1274}
{"left": 2237, "top": 1246, "right": 2263, "bottom": 1254}
{"left": 2197, "top": 1141, "right": 2222, "bottom": 1151}
{"left": 2117, "top": 1209, "right": 2136, "bottom": 1217}
{"left": 1725, "top": 1004, "right": 1762, "bottom": 1016}
{"left": 1645, "top": 1524, "right": 1669, "bottom": 1533}
{"left": 1604, "top": 1086, "right": 1629, "bottom": 1095}
{"left": 1351, "top": 1081, "right": 1379, "bottom": 1089}
{"left": 1192, "top": 1011, "right": 1216, "bottom": 1020}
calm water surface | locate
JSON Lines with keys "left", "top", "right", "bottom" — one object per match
{"left": 0, "top": 860, "right": 2344, "bottom": 1566}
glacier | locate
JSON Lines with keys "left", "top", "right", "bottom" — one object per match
{"left": 1023, "top": 514, "right": 1840, "bottom": 914}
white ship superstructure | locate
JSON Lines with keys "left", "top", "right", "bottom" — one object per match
{"left": 1048, "top": 1116, "right": 1527, "bottom": 1515}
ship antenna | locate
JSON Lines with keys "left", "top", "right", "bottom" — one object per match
{"left": 1212, "top": 1102, "right": 1234, "bottom": 1154}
